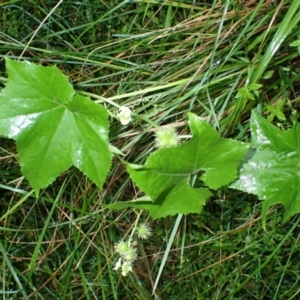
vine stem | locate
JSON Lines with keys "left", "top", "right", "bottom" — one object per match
{"left": 128, "top": 210, "right": 143, "bottom": 245}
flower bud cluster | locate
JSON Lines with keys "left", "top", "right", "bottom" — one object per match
{"left": 155, "top": 126, "right": 179, "bottom": 149}
{"left": 113, "top": 223, "right": 152, "bottom": 276}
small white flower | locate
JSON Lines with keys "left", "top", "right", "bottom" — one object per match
{"left": 121, "top": 261, "right": 133, "bottom": 276}
{"left": 123, "top": 246, "right": 137, "bottom": 261}
{"left": 118, "top": 106, "right": 132, "bottom": 125}
{"left": 155, "top": 127, "right": 178, "bottom": 148}
{"left": 115, "top": 240, "right": 137, "bottom": 261}
{"left": 114, "top": 240, "right": 129, "bottom": 256}
{"left": 136, "top": 223, "right": 152, "bottom": 239}
{"left": 113, "top": 257, "right": 122, "bottom": 271}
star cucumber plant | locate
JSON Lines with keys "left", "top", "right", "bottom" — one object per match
{"left": 108, "top": 113, "right": 248, "bottom": 219}
{"left": 0, "top": 58, "right": 300, "bottom": 226}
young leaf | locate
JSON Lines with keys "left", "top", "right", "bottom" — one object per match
{"left": 231, "top": 111, "right": 300, "bottom": 229}
{"left": 266, "top": 99, "right": 286, "bottom": 122}
{"left": 289, "top": 40, "right": 300, "bottom": 47}
{"left": 0, "top": 58, "right": 112, "bottom": 193}
{"left": 109, "top": 113, "right": 248, "bottom": 219}
{"left": 249, "top": 83, "right": 263, "bottom": 91}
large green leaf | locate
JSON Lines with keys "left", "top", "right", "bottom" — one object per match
{"left": 0, "top": 58, "right": 112, "bottom": 193}
{"left": 231, "top": 111, "right": 300, "bottom": 228}
{"left": 108, "top": 113, "right": 248, "bottom": 219}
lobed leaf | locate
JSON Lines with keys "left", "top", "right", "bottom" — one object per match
{"left": 109, "top": 113, "right": 248, "bottom": 219}
{"left": 0, "top": 58, "right": 112, "bottom": 193}
{"left": 231, "top": 111, "right": 300, "bottom": 229}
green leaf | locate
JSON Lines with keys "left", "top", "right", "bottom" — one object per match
{"left": 266, "top": 104, "right": 277, "bottom": 114}
{"left": 289, "top": 40, "right": 300, "bottom": 47}
{"left": 262, "top": 70, "right": 274, "bottom": 80}
{"left": 235, "top": 87, "right": 247, "bottom": 99}
{"left": 235, "top": 86, "right": 256, "bottom": 101}
{"left": 231, "top": 111, "right": 300, "bottom": 229}
{"left": 0, "top": 58, "right": 112, "bottom": 193}
{"left": 111, "top": 113, "right": 248, "bottom": 219}
{"left": 275, "top": 111, "right": 286, "bottom": 121}
{"left": 108, "top": 180, "right": 212, "bottom": 219}
{"left": 249, "top": 83, "right": 263, "bottom": 91}
{"left": 266, "top": 100, "right": 286, "bottom": 122}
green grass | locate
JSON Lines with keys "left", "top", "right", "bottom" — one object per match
{"left": 1, "top": 0, "right": 300, "bottom": 299}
